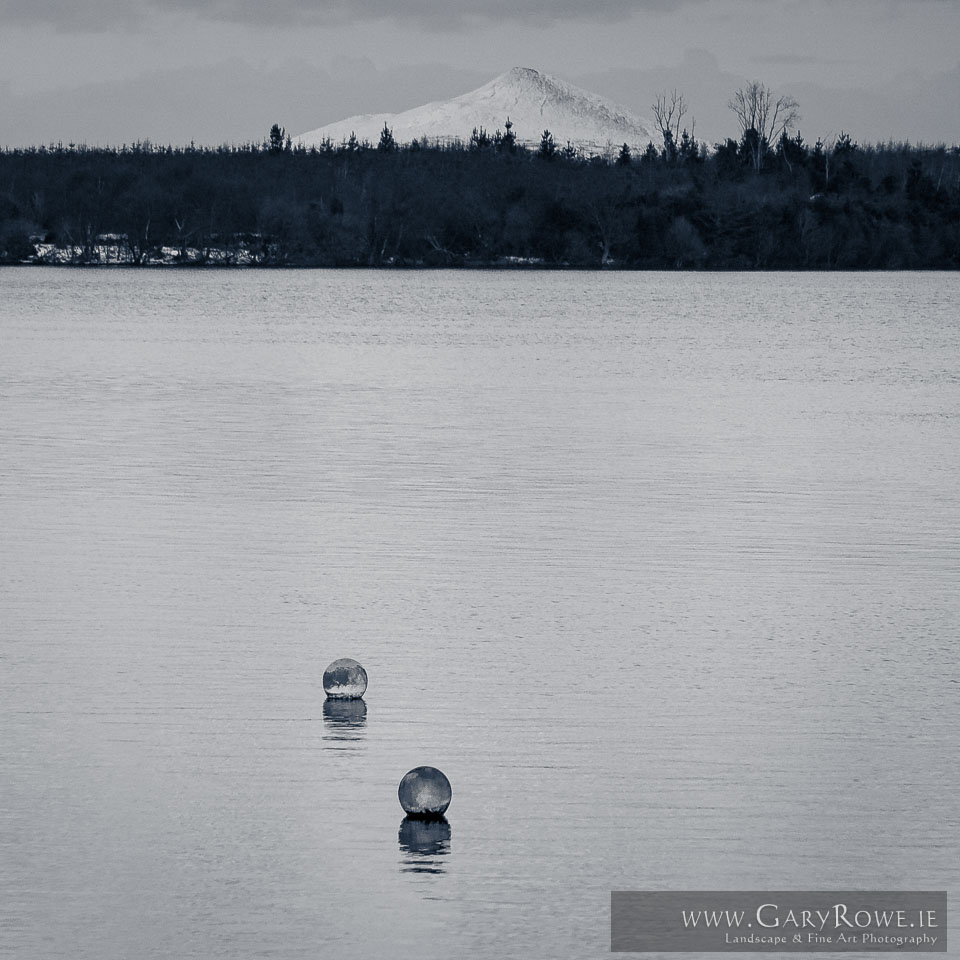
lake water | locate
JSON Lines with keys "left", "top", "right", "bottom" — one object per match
{"left": 1, "top": 268, "right": 958, "bottom": 960}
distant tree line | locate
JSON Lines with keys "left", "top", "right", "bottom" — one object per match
{"left": 1, "top": 96, "right": 958, "bottom": 269}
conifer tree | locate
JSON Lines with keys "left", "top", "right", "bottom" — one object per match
{"left": 378, "top": 123, "right": 397, "bottom": 153}
{"left": 538, "top": 129, "right": 556, "bottom": 160}
{"left": 501, "top": 118, "right": 517, "bottom": 154}
{"left": 268, "top": 124, "right": 286, "bottom": 154}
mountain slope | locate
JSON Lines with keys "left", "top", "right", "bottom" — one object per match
{"left": 295, "top": 67, "right": 658, "bottom": 155}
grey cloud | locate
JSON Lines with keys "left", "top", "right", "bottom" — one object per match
{"left": 2, "top": 48, "right": 956, "bottom": 148}
{"left": 0, "top": 0, "right": 706, "bottom": 31}
{"left": 0, "top": 0, "right": 146, "bottom": 30}
{"left": 578, "top": 56, "right": 960, "bottom": 147}
{"left": 189, "top": 0, "right": 696, "bottom": 26}
{"left": 752, "top": 54, "right": 850, "bottom": 66}
{"left": 0, "top": 57, "right": 489, "bottom": 146}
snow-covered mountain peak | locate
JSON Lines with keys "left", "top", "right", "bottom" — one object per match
{"left": 504, "top": 66, "right": 542, "bottom": 82}
{"left": 492, "top": 66, "right": 587, "bottom": 99}
{"left": 295, "top": 67, "right": 658, "bottom": 156}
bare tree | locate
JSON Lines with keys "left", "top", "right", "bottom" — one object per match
{"left": 728, "top": 81, "right": 799, "bottom": 171}
{"left": 652, "top": 90, "right": 688, "bottom": 163}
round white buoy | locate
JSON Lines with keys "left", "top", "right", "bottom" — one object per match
{"left": 322, "top": 658, "right": 368, "bottom": 700}
{"left": 398, "top": 766, "right": 452, "bottom": 818}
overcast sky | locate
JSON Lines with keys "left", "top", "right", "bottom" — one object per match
{"left": 1, "top": 0, "right": 958, "bottom": 147}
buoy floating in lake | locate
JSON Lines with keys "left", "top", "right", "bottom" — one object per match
{"left": 322, "top": 658, "right": 368, "bottom": 700}
{"left": 398, "top": 766, "right": 452, "bottom": 819}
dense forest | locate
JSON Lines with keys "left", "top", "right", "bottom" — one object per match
{"left": 1, "top": 118, "right": 958, "bottom": 269}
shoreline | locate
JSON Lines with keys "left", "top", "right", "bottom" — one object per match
{"left": 4, "top": 262, "right": 956, "bottom": 272}
{"left": 4, "top": 255, "right": 957, "bottom": 272}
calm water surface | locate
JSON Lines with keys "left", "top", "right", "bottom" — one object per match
{"left": 2, "top": 269, "right": 958, "bottom": 959}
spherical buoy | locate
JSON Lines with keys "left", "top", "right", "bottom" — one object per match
{"left": 398, "top": 766, "right": 452, "bottom": 818}
{"left": 322, "top": 658, "right": 368, "bottom": 700}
